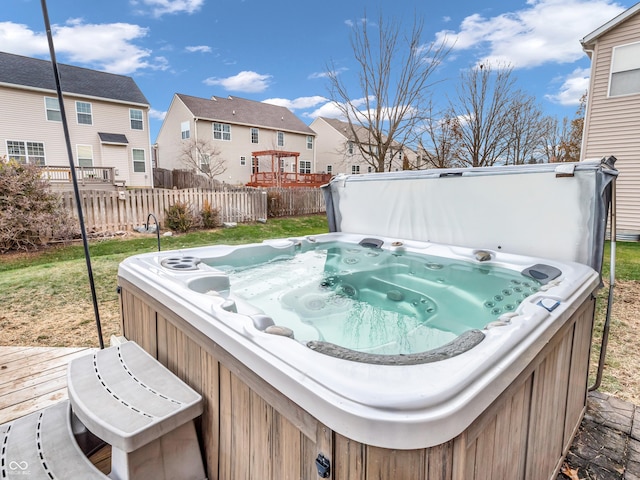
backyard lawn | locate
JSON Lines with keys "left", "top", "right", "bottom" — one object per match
{"left": 1, "top": 215, "right": 639, "bottom": 404}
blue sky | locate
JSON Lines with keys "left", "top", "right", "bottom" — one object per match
{"left": 1, "top": 0, "right": 634, "bottom": 141}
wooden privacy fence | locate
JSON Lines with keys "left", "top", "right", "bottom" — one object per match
{"left": 58, "top": 187, "right": 325, "bottom": 232}
{"left": 59, "top": 188, "right": 267, "bottom": 232}
{"left": 265, "top": 187, "right": 327, "bottom": 217}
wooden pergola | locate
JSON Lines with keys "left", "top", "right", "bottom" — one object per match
{"left": 246, "top": 150, "right": 331, "bottom": 188}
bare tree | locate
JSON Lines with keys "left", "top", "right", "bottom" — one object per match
{"left": 326, "top": 12, "right": 450, "bottom": 172}
{"left": 561, "top": 92, "right": 586, "bottom": 162}
{"left": 541, "top": 115, "right": 569, "bottom": 162}
{"left": 415, "top": 105, "right": 465, "bottom": 169}
{"left": 179, "top": 138, "right": 227, "bottom": 180}
{"left": 502, "top": 92, "right": 549, "bottom": 165}
{"left": 541, "top": 94, "right": 586, "bottom": 163}
{"left": 448, "top": 63, "right": 517, "bottom": 167}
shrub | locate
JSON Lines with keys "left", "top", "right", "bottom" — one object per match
{"left": 165, "top": 201, "right": 196, "bottom": 233}
{"left": 200, "top": 200, "right": 220, "bottom": 229}
{"left": 0, "top": 157, "right": 77, "bottom": 253}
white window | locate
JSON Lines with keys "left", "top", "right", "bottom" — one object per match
{"left": 610, "top": 42, "right": 640, "bottom": 97}
{"left": 352, "top": 165, "right": 360, "bottom": 174}
{"left": 368, "top": 166, "right": 373, "bottom": 173}
{"left": 130, "top": 109, "right": 144, "bottom": 130}
{"left": 398, "top": 150, "right": 403, "bottom": 161}
{"left": 240, "top": 156, "right": 246, "bottom": 166}
{"left": 277, "top": 131, "right": 285, "bottom": 147}
{"left": 306, "top": 135, "right": 313, "bottom": 150}
{"left": 76, "top": 145, "right": 93, "bottom": 167}
{"left": 181, "top": 121, "right": 190, "bottom": 140}
{"left": 326, "top": 165, "right": 332, "bottom": 174}
{"left": 76, "top": 101, "right": 92, "bottom": 125}
{"left": 7, "top": 140, "right": 45, "bottom": 165}
{"left": 132, "top": 148, "right": 146, "bottom": 172}
{"left": 251, "top": 128, "right": 259, "bottom": 144}
{"left": 347, "top": 141, "right": 354, "bottom": 155}
{"left": 45, "top": 97, "right": 61, "bottom": 122}
{"left": 214, "top": 123, "right": 231, "bottom": 141}
{"left": 299, "top": 161, "right": 311, "bottom": 174}
{"left": 200, "top": 154, "right": 210, "bottom": 173}
{"left": 252, "top": 156, "right": 259, "bottom": 174}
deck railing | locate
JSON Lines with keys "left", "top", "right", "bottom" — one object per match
{"left": 247, "top": 172, "right": 332, "bottom": 188}
{"left": 40, "top": 165, "right": 116, "bottom": 186}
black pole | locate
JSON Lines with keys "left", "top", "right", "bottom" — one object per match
{"left": 40, "top": 0, "right": 105, "bottom": 349}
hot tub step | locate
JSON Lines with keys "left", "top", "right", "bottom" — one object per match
{"left": 67, "top": 340, "right": 206, "bottom": 480}
{"left": 0, "top": 400, "right": 108, "bottom": 479}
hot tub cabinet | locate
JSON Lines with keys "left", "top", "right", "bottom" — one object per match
{"left": 118, "top": 279, "right": 595, "bottom": 480}
{"left": 118, "top": 161, "right": 615, "bottom": 479}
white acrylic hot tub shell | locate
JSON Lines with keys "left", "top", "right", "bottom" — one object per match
{"left": 118, "top": 232, "right": 600, "bottom": 450}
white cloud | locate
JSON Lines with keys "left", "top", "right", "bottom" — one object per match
{"left": 203, "top": 71, "right": 272, "bottom": 93}
{"left": 435, "top": 0, "right": 626, "bottom": 68}
{"left": 53, "top": 21, "right": 162, "bottom": 74}
{"left": 0, "top": 19, "right": 165, "bottom": 75}
{"left": 149, "top": 108, "right": 166, "bottom": 120}
{"left": 262, "top": 96, "right": 328, "bottom": 110}
{"left": 546, "top": 67, "right": 590, "bottom": 105}
{"left": 131, "top": 0, "right": 204, "bottom": 17}
{"left": 309, "top": 67, "right": 348, "bottom": 80}
{"left": 306, "top": 101, "right": 345, "bottom": 120}
{"left": 305, "top": 96, "right": 376, "bottom": 120}
{"left": 0, "top": 22, "right": 49, "bottom": 56}
{"left": 186, "top": 45, "right": 211, "bottom": 53}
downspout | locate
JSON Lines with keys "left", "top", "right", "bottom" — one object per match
{"left": 148, "top": 108, "right": 155, "bottom": 188}
{"left": 580, "top": 47, "right": 595, "bottom": 160}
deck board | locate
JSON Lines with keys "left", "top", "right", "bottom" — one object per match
{"left": 0, "top": 346, "right": 95, "bottom": 424}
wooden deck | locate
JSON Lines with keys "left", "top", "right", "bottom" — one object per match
{"left": 0, "top": 345, "right": 95, "bottom": 424}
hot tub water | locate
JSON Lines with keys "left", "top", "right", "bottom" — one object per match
{"left": 205, "top": 241, "right": 542, "bottom": 356}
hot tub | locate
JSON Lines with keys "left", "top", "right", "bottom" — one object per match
{"left": 118, "top": 160, "right": 616, "bottom": 480}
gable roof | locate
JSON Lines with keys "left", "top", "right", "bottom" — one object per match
{"left": 0, "top": 51, "right": 149, "bottom": 106}
{"left": 581, "top": 2, "right": 640, "bottom": 48}
{"left": 318, "top": 116, "right": 394, "bottom": 146}
{"left": 176, "top": 93, "right": 315, "bottom": 135}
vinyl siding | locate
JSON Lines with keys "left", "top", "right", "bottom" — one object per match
{"left": 310, "top": 117, "right": 415, "bottom": 174}
{"left": 582, "top": 12, "right": 640, "bottom": 236}
{"left": 0, "top": 85, "right": 152, "bottom": 187}
{"left": 310, "top": 117, "right": 355, "bottom": 174}
{"left": 157, "top": 94, "right": 316, "bottom": 185}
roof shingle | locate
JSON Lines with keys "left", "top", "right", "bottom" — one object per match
{"left": 177, "top": 93, "right": 314, "bottom": 135}
{"left": 0, "top": 51, "right": 149, "bottom": 106}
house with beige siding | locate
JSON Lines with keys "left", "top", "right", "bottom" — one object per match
{"left": 155, "top": 93, "right": 317, "bottom": 186}
{"left": 581, "top": 2, "right": 640, "bottom": 240}
{"left": 309, "top": 116, "right": 416, "bottom": 175}
{"left": 0, "top": 51, "right": 152, "bottom": 188}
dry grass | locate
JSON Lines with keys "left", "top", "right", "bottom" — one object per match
{"left": 589, "top": 279, "right": 640, "bottom": 404}
{"left": 0, "top": 256, "right": 123, "bottom": 347}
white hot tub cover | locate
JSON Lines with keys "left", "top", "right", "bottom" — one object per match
{"left": 322, "top": 159, "right": 617, "bottom": 276}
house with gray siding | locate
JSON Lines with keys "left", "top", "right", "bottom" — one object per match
{"left": 155, "top": 93, "right": 317, "bottom": 186}
{"left": 581, "top": 2, "right": 640, "bottom": 239}
{"left": 0, "top": 51, "right": 152, "bottom": 188}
